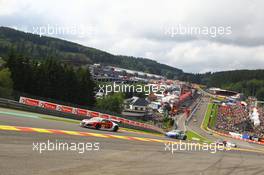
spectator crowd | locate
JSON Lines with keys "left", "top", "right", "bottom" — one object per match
{"left": 215, "top": 101, "right": 264, "bottom": 139}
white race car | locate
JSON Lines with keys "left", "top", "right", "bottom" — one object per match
{"left": 215, "top": 139, "right": 237, "bottom": 148}
{"left": 80, "top": 117, "right": 119, "bottom": 132}
{"left": 225, "top": 141, "right": 237, "bottom": 148}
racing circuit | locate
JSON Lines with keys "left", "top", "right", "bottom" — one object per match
{"left": 1, "top": 105, "right": 264, "bottom": 175}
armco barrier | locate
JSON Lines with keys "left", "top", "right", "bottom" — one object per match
{"left": 19, "top": 97, "right": 164, "bottom": 133}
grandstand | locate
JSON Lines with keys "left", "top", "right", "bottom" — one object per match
{"left": 208, "top": 88, "right": 241, "bottom": 99}
{"left": 214, "top": 100, "right": 264, "bottom": 139}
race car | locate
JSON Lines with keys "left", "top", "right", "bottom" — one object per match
{"left": 165, "top": 130, "right": 187, "bottom": 140}
{"left": 215, "top": 139, "right": 237, "bottom": 148}
{"left": 80, "top": 117, "right": 119, "bottom": 132}
{"left": 225, "top": 141, "right": 237, "bottom": 148}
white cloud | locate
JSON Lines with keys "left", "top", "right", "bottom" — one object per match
{"left": 0, "top": 0, "right": 264, "bottom": 73}
{"left": 0, "top": 0, "right": 27, "bottom": 15}
{"left": 165, "top": 41, "right": 264, "bottom": 73}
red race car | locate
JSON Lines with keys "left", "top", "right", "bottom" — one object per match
{"left": 80, "top": 117, "right": 119, "bottom": 132}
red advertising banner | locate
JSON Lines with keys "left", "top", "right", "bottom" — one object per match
{"left": 76, "top": 108, "right": 88, "bottom": 116}
{"left": 130, "top": 121, "right": 135, "bottom": 125}
{"left": 60, "top": 106, "right": 73, "bottom": 113}
{"left": 134, "top": 122, "right": 140, "bottom": 126}
{"left": 91, "top": 111, "right": 99, "bottom": 117}
{"left": 110, "top": 116, "right": 117, "bottom": 120}
{"left": 100, "top": 114, "right": 110, "bottom": 119}
{"left": 109, "top": 116, "right": 121, "bottom": 122}
{"left": 118, "top": 118, "right": 125, "bottom": 123}
{"left": 42, "top": 102, "right": 57, "bottom": 110}
{"left": 122, "top": 119, "right": 130, "bottom": 124}
{"left": 22, "top": 98, "right": 39, "bottom": 107}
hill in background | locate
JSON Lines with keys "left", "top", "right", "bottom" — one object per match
{"left": 0, "top": 27, "right": 183, "bottom": 79}
{"left": 1, "top": 26, "right": 264, "bottom": 99}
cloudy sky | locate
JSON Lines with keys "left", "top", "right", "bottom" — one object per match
{"left": 0, "top": 0, "right": 264, "bottom": 73}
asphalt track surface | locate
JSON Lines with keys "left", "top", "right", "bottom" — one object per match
{"left": 1, "top": 107, "right": 264, "bottom": 175}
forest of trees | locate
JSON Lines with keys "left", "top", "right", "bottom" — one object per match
{"left": 2, "top": 51, "right": 96, "bottom": 107}
{"left": 222, "top": 79, "right": 264, "bottom": 100}
{"left": 207, "top": 70, "right": 264, "bottom": 100}
{"left": 0, "top": 67, "right": 13, "bottom": 98}
{"left": 96, "top": 93, "right": 125, "bottom": 113}
{"left": 179, "top": 70, "right": 264, "bottom": 100}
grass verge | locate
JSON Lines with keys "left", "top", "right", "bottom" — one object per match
{"left": 209, "top": 104, "right": 218, "bottom": 128}
{"left": 202, "top": 103, "right": 213, "bottom": 129}
{"left": 202, "top": 103, "right": 218, "bottom": 130}
{"left": 186, "top": 130, "right": 212, "bottom": 143}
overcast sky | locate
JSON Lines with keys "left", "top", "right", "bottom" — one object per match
{"left": 0, "top": 0, "right": 264, "bottom": 73}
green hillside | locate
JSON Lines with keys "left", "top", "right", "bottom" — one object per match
{"left": 0, "top": 27, "right": 183, "bottom": 78}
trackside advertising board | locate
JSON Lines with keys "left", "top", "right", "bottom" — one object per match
{"left": 19, "top": 96, "right": 163, "bottom": 132}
